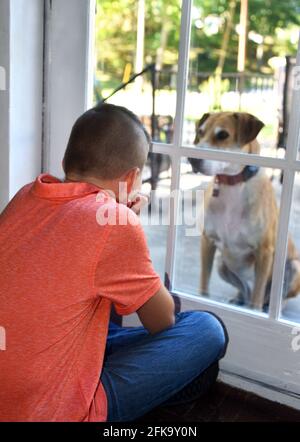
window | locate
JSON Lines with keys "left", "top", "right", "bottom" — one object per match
{"left": 46, "top": 0, "right": 300, "bottom": 406}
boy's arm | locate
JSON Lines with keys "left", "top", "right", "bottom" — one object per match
{"left": 136, "top": 284, "right": 176, "bottom": 335}
{"left": 95, "top": 204, "right": 174, "bottom": 328}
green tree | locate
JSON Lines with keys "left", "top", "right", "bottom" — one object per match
{"left": 95, "top": 0, "right": 300, "bottom": 90}
{"left": 95, "top": 0, "right": 180, "bottom": 89}
{"left": 191, "top": 0, "right": 300, "bottom": 73}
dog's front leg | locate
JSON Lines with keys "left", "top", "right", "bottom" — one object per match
{"left": 250, "top": 246, "right": 274, "bottom": 310}
{"left": 201, "top": 232, "right": 216, "bottom": 296}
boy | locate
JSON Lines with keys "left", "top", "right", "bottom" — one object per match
{"left": 0, "top": 103, "right": 228, "bottom": 422}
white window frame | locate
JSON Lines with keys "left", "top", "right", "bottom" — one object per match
{"left": 45, "top": 0, "right": 300, "bottom": 408}
{"left": 42, "top": 0, "right": 95, "bottom": 178}
{"left": 0, "top": 0, "right": 44, "bottom": 212}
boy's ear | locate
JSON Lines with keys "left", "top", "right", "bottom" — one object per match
{"left": 125, "top": 167, "right": 140, "bottom": 192}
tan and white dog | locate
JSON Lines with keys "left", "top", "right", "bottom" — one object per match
{"left": 189, "top": 111, "right": 300, "bottom": 311}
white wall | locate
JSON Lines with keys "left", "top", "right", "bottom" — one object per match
{"left": 0, "top": 0, "right": 44, "bottom": 211}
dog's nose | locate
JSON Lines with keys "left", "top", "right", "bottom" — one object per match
{"left": 188, "top": 158, "right": 203, "bottom": 174}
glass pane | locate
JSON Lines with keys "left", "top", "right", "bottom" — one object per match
{"left": 94, "top": 0, "right": 181, "bottom": 143}
{"left": 281, "top": 172, "right": 300, "bottom": 324}
{"left": 184, "top": 0, "right": 300, "bottom": 158}
{"left": 140, "top": 154, "right": 171, "bottom": 280}
{"left": 173, "top": 157, "right": 283, "bottom": 315}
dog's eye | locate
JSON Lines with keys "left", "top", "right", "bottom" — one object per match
{"left": 198, "top": 128, "right": 204, "bottom": 137}
{"left": 216, "top": 130, "right": 229, "bottom": 140}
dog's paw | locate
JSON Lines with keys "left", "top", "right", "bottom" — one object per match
{"left": 249, "top": 302, "right": 263, "bottom": 312}
{"left": 229, "top": 293, "right": 245, "bottom": 306}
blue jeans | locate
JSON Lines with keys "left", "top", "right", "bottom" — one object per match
{"left": 100, "top": 310, "right": 228, "bottom": 422}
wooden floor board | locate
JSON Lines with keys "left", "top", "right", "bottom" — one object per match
{"left": 133, "top": 382, "right": 300, "bottom": 422}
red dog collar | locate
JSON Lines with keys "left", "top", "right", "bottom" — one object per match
{"left": 213, "top": 166, "right": 259, "bottom": 197}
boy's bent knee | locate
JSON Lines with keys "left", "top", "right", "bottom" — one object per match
{"left": 207, "top": 312, "right": 227, "bottom": 359}
{"left": 177, "top": 310, "right": 228, "bottom": 360}
{"left": 200, "top": 311, "right": 229, "bottom": 359}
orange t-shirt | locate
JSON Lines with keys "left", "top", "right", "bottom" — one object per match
{"left": 0, "top": 174, "right": 162, "bottom": 422}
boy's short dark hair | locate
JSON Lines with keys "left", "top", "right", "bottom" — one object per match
{"left": 63, "top": 103, "right": 151, "bottom": 180}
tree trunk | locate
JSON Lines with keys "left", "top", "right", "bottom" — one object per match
{"left": 156, "top": 21, "right": 171, "bottom": 71}
{"left": 216, "top": 0, "right": 237, "bottom": 76}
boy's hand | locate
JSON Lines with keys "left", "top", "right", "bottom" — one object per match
{"left": 127, "top": 193, "right": 149, "bottom": 215}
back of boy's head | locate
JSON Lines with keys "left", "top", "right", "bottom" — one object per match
{"left": 63, "top": 103, "right": 151, "bottom": 180}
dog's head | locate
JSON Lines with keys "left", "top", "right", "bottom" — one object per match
{"left": 189, "top": 112, "right": 264, "bottom": 176}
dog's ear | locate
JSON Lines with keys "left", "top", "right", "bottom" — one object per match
{"left": 198, "top": 112, "right": 211, "bottom": 128}
{"left": 194, "top": 113, "right": 211, "bottom": 144}
{"left": 233, "top": 112, "right": 264, "bottom": 146}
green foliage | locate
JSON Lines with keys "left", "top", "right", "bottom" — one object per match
{"left": 191, "top": 0, "right": 300, "bottom": 73}
{"left": 95, "top": 0, "right": 137, "bottom": 79}
{"left": 95, "top": 0, "right": 181, "bottom": 86}
{"left": 95, "top": 0, "right": 300, "bottom": 87}
{"left": 144, "top": 0, "right": 181, "bottom": 64}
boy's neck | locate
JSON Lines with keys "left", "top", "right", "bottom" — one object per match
{"left": 64, "top": 174, "right": 125, "bottom": 201}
